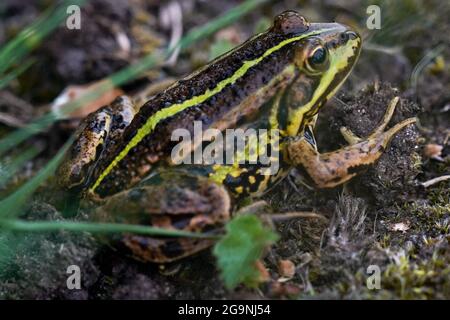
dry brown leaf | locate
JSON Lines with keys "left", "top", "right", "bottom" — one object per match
{"left": 423, "top": 143, "right": 444, "bottom": 161}
{"left": 277, "top": 259, "right": 296, "bottom": 279}
{"left": 51, "top": 81, "right": 124, "bottom": 120}
{"left": 255, "top": 260, "right": 271, "bottom": 283}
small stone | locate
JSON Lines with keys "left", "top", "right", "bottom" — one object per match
{"left": 423, "top": 143, "right": 444, "bottom": 161}
{"left": 390, "top": 222, "right": 410, "bottom": 233}
{"left": 277, "top": 259, "right": 296, "bottom": 278}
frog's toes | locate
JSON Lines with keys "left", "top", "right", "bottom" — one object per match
{"left": 340, "top": 96, "right": 417, "bottom": 148}
{"left": 369, "top": 96, "right": 399, "bottom": 138}
{"left": 367, "top": 96, "right": 417, "bottom": 142}
{"left": 340, "top": 126, "right": 362, "bottom": 144}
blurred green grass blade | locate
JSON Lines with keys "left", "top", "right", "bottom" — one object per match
{"left": 0, "top": 59, "right": 35, "bottom": 90}
{"left": 0, "top": 0, "right": 268, "bottom": 156}
{"left": 0, "top": 145, "right": 41, "bottom": 188}
{"left": 174, "top": 0, "right": 267, "bottom": 52}
{"left": 0, "top": 0, "right": 86, "bottom": 75}
{"left": 209, "top": 39, "right": 235, "bottom": 60}
{"left": 0, "top": 80, "right": 116, "bottom": 156}
{"left": 1, "top": 219, "right": 218, "bottom": 239}
{"left": 0, "top": 136, "right": 74, "bottom": 218}
{"left": 410, "top": 44, "right": 445, "bottom": 90}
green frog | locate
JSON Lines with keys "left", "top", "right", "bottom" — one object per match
{"left": 56, "top": 11, "right": 416, "bottom": 262}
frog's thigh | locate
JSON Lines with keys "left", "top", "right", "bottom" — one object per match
{"left": 57, "top": 96, "right": 138, "bottom": 189}
{"left": 286, "top": 115, "right": 416, "bottom": 189}
{"left": 122, "top": 234, "right": 217, "bottom": 263}
{"left": 94, "top": 174, "right": 232, "bottom": 263}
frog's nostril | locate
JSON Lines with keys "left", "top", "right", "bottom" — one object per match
{"left": 340, "top": 32, "right": 349, "bottom": 42}
{"left": 345, "top": 31, "right": 358, "bottom": 40}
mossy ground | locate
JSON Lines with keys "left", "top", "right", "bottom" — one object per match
{"left": 0, "top": 0, "right": 448, "bottom": 299}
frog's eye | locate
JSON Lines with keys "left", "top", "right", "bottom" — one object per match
{"left": 305, "top": 45, "right": 329, "bottom": 75}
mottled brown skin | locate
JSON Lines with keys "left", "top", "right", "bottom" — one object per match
{"left": 57, "top": 96, "right": 139, "bottom": 189}
{"left": 285, "top": 98, "right": 416, "bottom": 188}
{"left": 59, "top": 12, "right": 360, "bottom": 198}
{"left": 93, "top": 173, "right": 230, "bottom": 263}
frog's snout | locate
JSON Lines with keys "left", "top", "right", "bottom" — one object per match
{"left": 345, "top": 30, "right": 359, "bottom": 40}
{"left": 340, "top": 30, "right": 359, "bottom": 42}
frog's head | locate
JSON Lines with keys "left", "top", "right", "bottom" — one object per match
{"left": 272, "top": 11, "right": 361, "bottom": 135}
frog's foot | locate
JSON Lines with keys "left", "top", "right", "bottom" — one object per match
{"left": 339, "top": 96, "right": 404, "bottom": 144}
{"left": 339, "top": 126, "right": 362, "bottom": 144}
{"left": 57, "top": 96, "right": 139, "bottom": 190}
{"left": 286, "top": 96, "right": 416, "bottom": 188}
{"left": 93, "top": 175, "right": 231, "bottom": 263}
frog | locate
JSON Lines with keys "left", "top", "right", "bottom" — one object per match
{"left": 56, "top": 11, "right": 416, "bottom": 263}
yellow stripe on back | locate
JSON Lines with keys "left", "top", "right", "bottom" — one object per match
{"left": 90, "top": 28, "right": 333, "bottom": 192}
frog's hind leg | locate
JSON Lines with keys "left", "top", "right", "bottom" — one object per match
{"left": 286, "top": 97, "right": 416, "bottom": 188}
{"left": 57, "top": 96, "right": 139, "bottom": 190}
{"left": 122, "top": 235, "right": 217, "bottom": 264}
{"left": 93, "top": 173, "right": 232, "bottom": 263}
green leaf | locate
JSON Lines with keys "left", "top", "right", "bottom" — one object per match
{"left": 213, "top": 214, "right": 278, "bottom": 289}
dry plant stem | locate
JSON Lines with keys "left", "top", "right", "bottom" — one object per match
{"left": 269, "top": 212, "right": 328, "bottom": 223}
{"left": 421, "top": 175, "right": 450, "bottom": 188}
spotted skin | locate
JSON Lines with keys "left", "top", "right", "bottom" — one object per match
{"left": 55, "top": 11, "right": 414, "bottom": 263}
{"left": 93, "top": 173, "right": 230, "bottom": 263}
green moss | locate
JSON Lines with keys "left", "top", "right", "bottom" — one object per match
{"left": 382, "top": 249, "right": 450, "bottom": 299}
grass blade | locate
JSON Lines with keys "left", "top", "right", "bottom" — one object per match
{"left": 0, "top": 0, "right": 268, "bottom": 156}
{"left": 0, "top": 146, "right": 41, "bottom": 188}
{"left": 0, "top": 59, "right": 35, "bottom": 90}
{"left": 0, "top": 136, "right": 74, "bottom": 217}
{"left": 1, "top": 219, "right": 218, "bottom": 239}
{"left": 0, "top": 0, "right": 86, "bottom": 75}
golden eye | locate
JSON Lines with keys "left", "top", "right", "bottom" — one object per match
{"left": 305, "top": 46, "right": 329, "bottom": 75}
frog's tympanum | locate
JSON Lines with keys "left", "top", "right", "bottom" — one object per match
{"left": 57, "top": 11, "right": 416, "bottom": 262}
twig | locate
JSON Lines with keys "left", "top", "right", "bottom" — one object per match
{"left": 269, "top": 212, "right": 328, "bottom": 223}
{"left": 0, "top": 112, "right": 26, "bottom": 127}
{"left": 421, "top": 175, "right": 450, "bottom": 188}
{"left": 160, "top": 1, "right": 183, "bottom": 66}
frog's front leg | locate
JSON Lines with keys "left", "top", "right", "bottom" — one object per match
{"left": 57, "top": 96, "right": 139, "bottom": 190}
{"left": 285, "top": 97, "right": 416, "bottom": 188}
{"left": 93, "top": 172, "right": 231, "bottom": 263}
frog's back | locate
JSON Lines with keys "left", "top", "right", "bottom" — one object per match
{"left": 90, "top": 13, "right": 309, "bottom": 196}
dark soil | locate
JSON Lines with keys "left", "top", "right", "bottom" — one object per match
{"left": 0, "top": 0, "right": 448, "bottom": 299}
